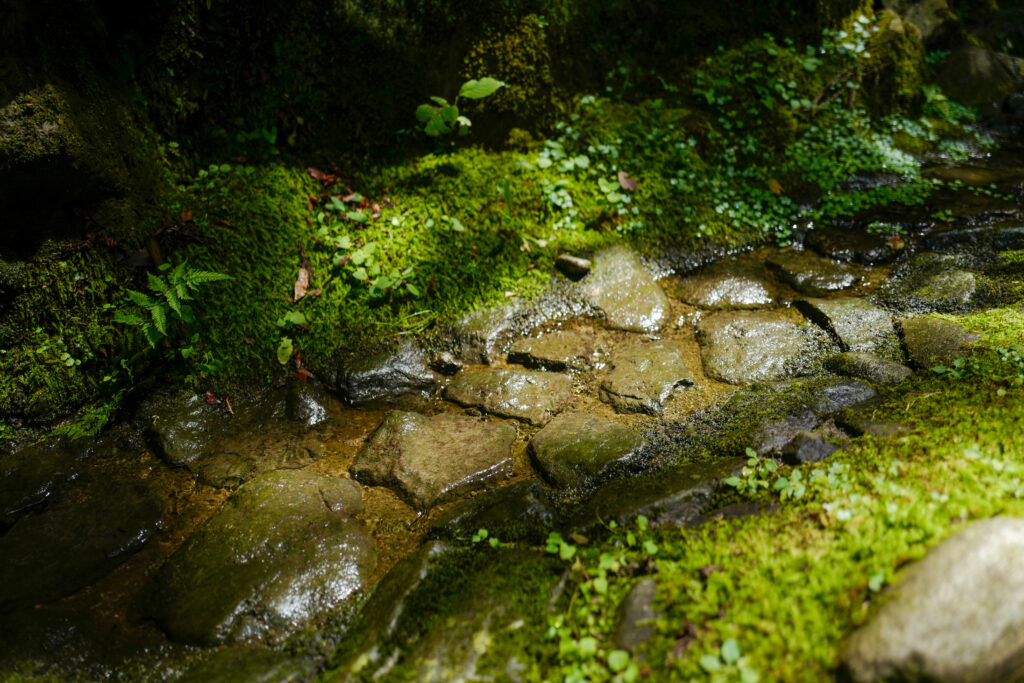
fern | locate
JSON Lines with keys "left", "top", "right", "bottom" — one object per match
{"left": 114, "top": 260, "right": 231, "bottom": 347}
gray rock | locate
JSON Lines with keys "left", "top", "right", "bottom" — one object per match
{"left": 191, "top": 432, "right": 324, "bottom": 491}
{"left": 913, "top": 270, "right": 977, "bottom": 309}
{"left": 581, "top": 245, "right": 670, "bottom": 333}
{"left": 529, "top": 413, "right": 645, "bottom": 488}
{"left": 600, "top": 341, "right": 694, "bottom": 415}
{"left": 766, "top": 250, "right": 860, "bottom": 296}
{"left": 0, "top": 605, "right": 111, "bottom": 680}
{"left": 508, "top": 330, "right": 594, "bottom": 370}
{"left": 555, "top": 254, "right": 592, "bottom": 279}
{"left": 877, "top": 252, "right": 979, "bottom": 312}
{"left": 351, "top": 411, "right": 515, "bottom": 510}
{"left": 900, "top": 316, "right": 981, "bottom": 367}
{"left": 827, "top": 351, "right": 913, "bottom": 385}
{"left": 697, "top": 311, "right": 828, "bottom": 385}
{"left": 566, "top": 458, "right": 743, "bottom": 535}
{"left": 613, "top": 578, "right": 659, "bottom": 653}
{"left": 455, "top": 303, "right": 524, "bottom": 365}
{"left": 176, "top": 646, "right": 317, "bottom": 683}
{"left": 807, "top": 227, "right": 900, "bottom": 265}
{"left": 0, "top": 478, "right": 163, "bottom": 608}
{"left": 797, "top": 297, "right": 900, "bottom": 359}
{"left": 428, "top": 481, "right": 557, "bottom": 544}
{"left": 884, "top": 0, "right": 961, "bottom": 45}
{"left": 836, "top": 411, "right": 914, "bottom": 439}
{"left": 445, "top": 368, "right": 573, "bottom": 425}
{"left": 0, "top": 436, "right": 90, "bottom": 527}
{"left": 937, "top": 45, "right": 1024, "bottom": 113}
{"left": 334, "top": 339, "right": 437, "bottom": 403}
{"left": 781, "top": 431, "right": 841, "bottom": 465}
{"left": 144, "top": 392, "right": 222, "bottom": 467}
{"left": 147, "top": 470, "right": 375, "bottom": 645}
{"left": 284, "top": 379, "right": 331, "bottom": 426}
{"left": 843, "top": 517, "right": 1024, "bottom": 683}
{"left": 667, "top": 269, "right": 774, "bottom": 310}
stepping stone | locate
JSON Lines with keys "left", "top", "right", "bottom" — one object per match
{"left": 0, "top": 478, "right": 163, "bottom": 609}
{"left": 445, "top": 368, "right": 573, "bottom": 425}
{"left": 581, "top": 245, "right": 670, "bottom": 333}
{"left": 796, "top": 297, "right": 900, "bottom": 358}
{"left": 284, "top": 379, "right": 332, "bottom": 426}
{"left": 1, "top": 436, "right": 90, "bottom": 527}
{"left": 333, "top": 339, "right": 438, "bottom": 403}
{"left": 767, "top": 250, "right": 860, "bottom": 296}
{"left": 599, "top": 341, "right": 694, "bottom": 415}
{"left": 781, "top": 431, "right": 842, "bottom": 465}
{"left": 697, "top": 311, "right": 825, "bottom": 385}
{"left": 147, "top": 471, "right": 375, "bottom": 644}
{"left": 555, "top": 253, "right": 592, "bottom": 279}
{"left": 455, "top": 302, "right": 524, "bottom": 365}
{"left": 806, "top": 226, "right": 899, "bottom": 265}
{"left": 507, "top": 330, "right": 594, "bottom": 370}
{"left": 351, "top": 411, "right": 515, "bottom": 509}
{"left": 428, "top": 481, "right": 557, "bottom": 544}
{"left": 667, "top": 269, "right": 774, "bottom": 310}
{"left": 843, "top": 517, "right": 1024, "bottom": 683}
{"left": 613, "top": 578, "right": 659, "bottom": 653}
{"left": 177, "top": 647, "right": 318, "bottom": 683}
{"left": 827, "top": 351, "right": 912, "bottom": 385}
{"left": 877, "top": 252, "right": 979, "bottom": 312}
{"left": 900, "top": 316, "right": 981, "bottom": 367}
{"left": 529, "top": 413, "right": 645, "bottom": 488}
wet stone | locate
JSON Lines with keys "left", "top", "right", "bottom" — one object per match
{"left": 766, "top": 250, "right": 860, "bottom": 296}
{"left": 667, "top": 269, "right": 774, "bottom": 310}
{"left": 143, "top": 391, "right": 222, "bottom": 467}
{"left": 613, "top": 578, "right": 659, "bottom": 653}
{"left": 781, "top": 431, "right": 842, "bottom": 465}
{"left": 0, "top": 478, "right": 163, "bottom": 609}
{"left": 581, "top": 245, "right": 670, "bottom": 333}
{"left": 507, "top": 330, "right": 594, "bottom": 370}
{"left": 446, "top": 368, "right": 573, "bottom": 426}
{"left": 455, "top": 303, "right": 524, "bottom": 365}
{"left": 836, "top": 411, "right": 914, "bottom": 438}
{"left": 192, "top": 432, "right": 323, "bottom": 490}
{"left": 0, "top": 605, "right": 111, "bottom": 680}
{"left": 796, "top": 297, "right": 901, "bottom": 358}
{"left": 284, "top": 379, "right": 331, "bottom": 426}
{"left": 827, "top": 351, "right": 913, "bottom": 385}
{"left": 176, "top": 646, "right": 318, "bottom": 683}
{"left": 428, "top": 481, "right": 557, "bottom": 544}
{"left": 843, "top": 517, "right": 1024, "bottom": 683}
{"left": 806, "top": 226, "right": 899, "bottom": 265}
{"left": 555, "top": 253, "right": 592, "bottom": 279}
{"left": 529, "top": 413, "right": 645, "bottom": 488}
{"left": 697, "top": 311, "right": 827, "bottom": 385}
{"left": 0, "top": 436, "right": 90, "bottom": 527}
{"left": 599, "top": 341, "right": 694, "bottom": 415}
{"left": 147, "top": 470, "right": 374, "bottom": 645}
{"left": 333, "top": 339, "right": 437, "bottom": 404}
{"left": 877, "top": 252, "right": 979, "bottom": 312}
{"left": 900, "top": 316, "right": 982, "bottom": 367}
{"left": 351, "top": 411, "right": 515, "bottom": 510}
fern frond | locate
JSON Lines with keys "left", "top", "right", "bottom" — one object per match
{"left": 147, "top": 271, "right": 169, "bottom": 295}
{"left": 113, "top": 311, "right": 146, "bottom": 326}
{"left": 142, "top": 324, "right": 163, "bottom": 348}
{"left": 127, "top": 289, "right": 155, "bottom": 309}
{"left": 150, "top": 305, "right": 168, "bottom": 336}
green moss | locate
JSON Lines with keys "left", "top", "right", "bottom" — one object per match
{"left": 934, "top": 307, "right": 1024, "bottom": 348}
{"left": 859, "top": 10, "right": 927, "bottom": 116}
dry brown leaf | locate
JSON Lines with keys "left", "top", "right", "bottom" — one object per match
{"left": 294, "top": 266, "right": 311, "bottom": 301}
{"left": 617, "top": 170, "right": 638, "bottom": 192}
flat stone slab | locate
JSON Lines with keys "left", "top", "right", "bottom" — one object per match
{"left": 878, "top": 252, "right": 979, "bottom": 312}
{"left": 900, "top": 316, "right": 981, "bottom": 367}
{"left": 806, "top": 226, "right": 899, "bottom": 265}
{"left": 797, "top": 297, "right": 900, "bottom": 358}
{"left": 445, "top": 368, "right": 573, "bottom": 425}
{"left": 333, "top": 339, "right": 438, "bottom": 403}
{"left": 827, "top": 351, "right": 912, "bottom": 385}
{"left": 781, "top": 431, "right": 842, "bottom": 465}
{"left": 351, "top": 411, "right": 515, "bottom": 509}
{"left": 507, "top": 330, "right": 594, "bottom": 370}
{"left": 428, "top": 481, "right": 556, "bottom": 545}
{"left": 147, "top": 470, "right": 375, "bottom": 644}
{"left": 600, "top": 341, "right": 694, "bottom": 415}
{"left": 529, "top": 413, "right": 645, "bottom": 488}
{"left": 767, "top": 250, "right": 860, "bottom": 296}
{"left": 843, "top": 517, "right": 1024, "bottom": 683}
{"left": 667, "top": 269, "right": 774, "bottom": 310}
{"left": 581, "top": 245, "right": 669, "bottom": 333}
{"left": 697, "top": 311, "right": 825, "bottom": 385}
{"left": 455, "top": 303, "right": 524, "bottom": 365}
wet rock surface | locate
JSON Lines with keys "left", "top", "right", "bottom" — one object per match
{"left": 697, "top": 311, "right": 827, "bottom": 385}
{"left": 428, "top": 481, "right": 557, "bottom": 544}
{"left": 455, "top": 303, "right": 525, "bottom": 365}
{"left": 781, "top": 431, "right": 842, "bottom": 465}
{"left": 143, "top": 392, "right": 223, "bottom": 467}
{"left": 555, "top": 253, "right": 592, "bottom": 279}
{"left": 147, "top": 470, "right": 375, "bottom": 645}
{"left": 351, "top": 411, "right": 515, "bottom": 509}
{"left": 843, "top": 517, "right": 1024, "bottom": 683}
{"left": 667, "top": 268, "right": 774, "bottom": 310}
{"left": 0, "top": 478, "right": 163, "bottom": 608}
{"left": 797, "top": 297, "right": 900, "bottom": 358}
{"left": 333, "top": 340, "right": 437, "bottom": 403}
{"left": 900, "top": 316, "right": 981, "bottom": 367}
{"left": 0, "top": 436, "right": 89, "bottom": 527}
{"left": 878, "top": 252, "right": 979, "bottom": 312}
{"left": 507, "top": 330, "right": 594, "bottom": 370}
{"left": 766, "top": 250, "right": 860, "bottom": 296}
{"left": 530, "top": 413, "right": 645, "bottom": 488}
{"left": 176, "top": 646, "right": 318, "bottom": 683}
{"left": 827, "top": 351, "right": 913, "bottom": 385}
{"left": 806, "top": 225, "right": 900, "bottom": 265}
{"left": 600, "top": 341, "right": 694, "bottom": 414}
{"left": 581, "top": 245, "right": 670, "bottom": 333}
{"left": 613, "top": 578, "right": 659, "bottom": 653}
{"left": 446, "top": 368, "right": 574, "bottom": 425}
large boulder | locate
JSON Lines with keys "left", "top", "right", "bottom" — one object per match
{"left": 351, "top": 411, "right": 515, "bottom": 510}
{"left": 937, "top": 45, "right": 1024, "bottom": 115}
{"left": 529, "top": 413, "right": 645, "bottom": 488}
{"left": 445, "top": 368, "right": 573, "bottom": 425}
{"left": 843, "top": 517, "right": 1024, "bottom": 682}
{"left": 332, "top": 340, "right": 438, "bottom": 403}
{"left": 580, "top": 245, "right": 670, "bottom": 333}
{"left": 0, "top": 436, "right": 90, "bottom": 528}
{"left": 599, "top": 341, "right": 695, "bottom": 414}
{"left": 147, "top": 471, "right": 375, "bottom": 645}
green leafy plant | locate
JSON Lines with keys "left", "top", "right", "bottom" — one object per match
{"left": 416, "top": 77, "right": 506, "bottom": 137}
{"left": 699, "top": 638, "right": 761, "bottom": 683}
{"left": 114, "top": 261, "right": 232, "bottom": 347}
{"left": 725, "top": 448, "right": 780, "bottom": 495}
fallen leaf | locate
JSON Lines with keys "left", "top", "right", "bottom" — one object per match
{"left": 181, "top": 210, "right": 193, "bottom": 222}
{"left": 307, "top": 288, "right": 322, "bottom": 297}
{"left": 886, "top": 235, "right": 906, "bottom": 250}
{"left": 768, "top": 178, "right": 783, "bottom": 195}
{"left": 242, "top": 336, "right": 254, "bottom": 345}
{"left": 294, "top": 267, "right": 311, "bottom": 301}
{"left": 293, "top": 368, "right": 312, "bottom": 382}
{"left": 204, "top": 390, "right": 217, "bottom": 404}
{"left": 700, "top": 564, "right": 723, "bottom": 579}
{"left": 295, "top": 349, "right": 303, "bottom": 369}
{"left": 307, "top": 167, "right": 330, "bottom": 182}
{"left": 617, "top": 170, "right": 638, "bottom": 192}
{"left": 225, "top": 397, "right": 235, "bottom": 416}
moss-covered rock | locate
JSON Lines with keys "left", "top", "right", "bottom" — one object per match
{"left": 530, "top": 412, "right": 645, "bottom": 488}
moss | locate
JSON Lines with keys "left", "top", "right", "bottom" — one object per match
{"left": 860, "top": 10, "right": 927, "bottom": 116}
{"left": 934, "top": 306, "right": 1024, "bottom": 348}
